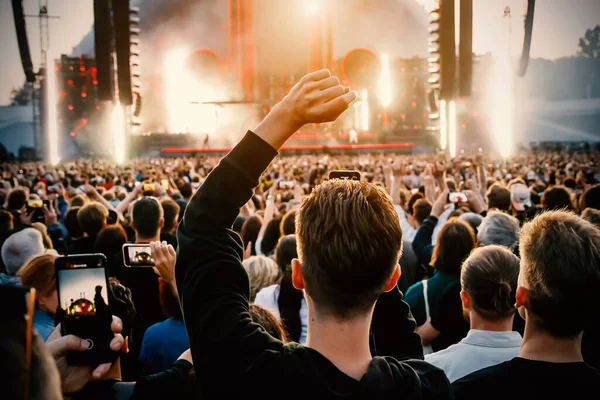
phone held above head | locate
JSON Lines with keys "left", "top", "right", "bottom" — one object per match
{"left": 122, "top": 244, "right": 155, "bottom": 267}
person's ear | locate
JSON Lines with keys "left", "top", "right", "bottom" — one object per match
{"left": 515, "top": 286, "right": 529, "bottom": 309}
{"left": 159, "top": 217, "right": 164, "bottom": 229}
{"left": 460, "top": 290, "right": 471, "bottom": 310}
{"left": 291, "top": 258, "right": 304, "bottom": 290}
{"left": 383, "top": 264, "right": 401, "bottom": 292}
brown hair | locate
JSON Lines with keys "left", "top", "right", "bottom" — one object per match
{"left": 486, "top": 183, "right": 511, "bottom": 212}
{"left": 240, "top": 215, "right": 263, "bottom": 256}
{"left": 249, "top": 304, "right": 290, "bottom": 343}
{"left": 431, "top": 219, "right": 476, "bottom": 274}
{"left": 17, "top": 253, "right": 58, "bottom": 301}
{"left": 296, "top": 180, "right": 402, "bottom": 317}
{"left": 541, "top": 186, "right": 574, "bottom": 211}
{"left": 520, "top": 211, "right": 600, "bottom": 337}
{"left": 412, "top": 198, "right": 432, "bottom": 225}
{"left": 461, "top": 245, "right": 520, "bottom": 320}
{"left": 78, "top": 202, "right": 109, "bottom": 237}
{"left": 406, "top": 192, "right": 424, "bottom": 215}
{"left": 69, "top": 194, "right": 88, "bottom": 208}
{"left": 160, "top": 198, "right": 181, "bottom": 232}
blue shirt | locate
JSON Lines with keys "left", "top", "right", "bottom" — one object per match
{"left": 140, "top": 317, "right": 190, "bottom": 374}
{"left": 34, "top": 309, "right": 55, "bottom": 341}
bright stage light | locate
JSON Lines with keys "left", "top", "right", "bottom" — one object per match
{"left": 111, "top": 102, "right": 126, "bottom": 164}
{"left": 164, "top": 48, "right": 192, "bottom": 134}
{"left": 379, "top": 54, "right": 392, "bottom": 107}
{"left": 448, "top": 100, "right": 457, "bottom": 158}
{"left": 440, "top": 99, "right": 447, "bottom": 151}
{"left": 303, "top": 0, "right": 322, "bottom": 16}
{"left": 47, "top": 60, "right": 60, "bottom": 165}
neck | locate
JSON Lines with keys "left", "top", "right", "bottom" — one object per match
{"left": 469, "top": 311, "right": 514, "bottom": 332}
{"left": 305, "top": 303, "right": 373, "bottom": 381}
{"left": 519, "top": 322, "right": 583, "bottom": 363}
{"left": 135, "top": 234, "right": 160, "bottom": 244}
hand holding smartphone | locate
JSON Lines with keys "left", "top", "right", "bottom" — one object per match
{"left": 55, "top": 254, "right": 117, "bottom": 365}
{"left": 448, "top": 192, "right": 468, "bottom": 204}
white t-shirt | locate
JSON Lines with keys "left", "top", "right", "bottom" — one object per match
{"left": 425, "top": 329, "right": 522, "bottom": 382}
{"left": 254, "top": 284, "right": 308, "bottom": 344}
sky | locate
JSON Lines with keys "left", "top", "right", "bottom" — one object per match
{"left": 57, "top": 267, "right": 108, "bottom": 312}
{"left": 0, "top": 0, "right": 598, "bottom": 105}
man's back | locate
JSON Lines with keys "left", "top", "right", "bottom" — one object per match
{"left": 453, "top": 357, "right": 600, "bottom": 400}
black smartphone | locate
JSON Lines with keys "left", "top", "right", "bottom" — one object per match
{"left": 55, "top": 254, "right": 116, "bottom": 365}
{"left": 122, "top": 244, "right": 155, "bottom": 267}
{"left": 0, "top": 285, "right": 36, "bottom": 400}
{"left": 328, "top": 170, "right": 361, "bottom": 181}
{"left": 26, "top": 199, "right": 50, "bottom": 224}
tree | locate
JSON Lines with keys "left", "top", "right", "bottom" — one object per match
{"left": 578, "top": 25, "right": 600, "bottom": 59}
{"left": 9, "top": 84, "right": 31, "bottom": 106}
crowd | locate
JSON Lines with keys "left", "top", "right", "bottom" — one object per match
{"left": 2, "top": 69, "right": 600, "bottom": 399}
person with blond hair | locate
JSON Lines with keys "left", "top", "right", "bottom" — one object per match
{"left": 17, "top": 253, "right": 58, "bottom": 341}
{"left": 242, "top": 255, "right": 279, "bottom": 302}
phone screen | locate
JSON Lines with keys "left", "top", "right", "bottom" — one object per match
{"left": 28, "top": 199, "right": 43, "bottom": 208}
{"left": 123, "top": 245, "right": 155, "bottom": 267}
{"left": 55, "top": 254, "right": 115, "bottom": 365}
{"left": 57, "top": 267, "right": 109, "bottom": 318}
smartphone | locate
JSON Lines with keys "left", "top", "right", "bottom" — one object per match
{"left": 448, "top": 192, "right": 468, "bottom": 203}
{"left": 279, "top": 181, "right": 295, "bottom": 190}
{"left": 27, "top": 199, "right": 49, "bottom": 224}
{"left": 328, "top": 170, "right": 361, "bottom": 181}
{"left": 55, "top": 254, "right": 116, "bottom": 365}
{"left": 161, "top": 179, "right": 169, "bottom": 191}
{"left": 143, "top": 183, "right": 155, "bottom": 196}
{"left": 122, "top": 244, "right": 155, "bottom": 267}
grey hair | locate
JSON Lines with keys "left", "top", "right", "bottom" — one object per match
{"left": 1, "top": 228, "right": 45, "bottom": 275}
{"left": 477, "top": 211, "right": 521, "bottom": 251}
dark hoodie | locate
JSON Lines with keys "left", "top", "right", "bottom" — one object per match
{"left": 176, "top": 131, "right": 452, "bottom": 399}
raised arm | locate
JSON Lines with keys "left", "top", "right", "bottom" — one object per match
{"left": 175, "top": 70, "right": 356, "bottom": 388}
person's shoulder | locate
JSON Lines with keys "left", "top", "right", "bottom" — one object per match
{"left": 452, "top": 361, "right": 512, "bottom": 399}
{"left": 389, "top": 358, "right": 453, "bottom": 398}
{"left": 254, "top": 284, "right": 279, "bottom": 304}
{"left": 404, "top": 281, "right": 423, "bottom": 300}
{"left": 425, "top": 343, "right": 460, "bottom": 364}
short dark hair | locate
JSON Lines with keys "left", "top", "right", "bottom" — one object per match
{"left": 581, "top": 184, "right": 600, "bottom": 211}
{"left": 260, "top": 218, "right": 282, "bottom": 257}
{"left": 280, "top": 210, "right": 296, "bottom": 236}
{"left": 431, "top": 219, "right": 476, "bottom": 274}
{"left": 562, "top": 178, "right": 576, "bottom": 190}
{"left": 78, "top": 202, "right": 108, "bottom": 238}
{"left": 240, "top": 215, "right": 263, "bottom": 256}
{"left": 541, "top": 186, "right": 574, "bottom": 211}
{"left": 94, "top": 226, "right": 128, "bottom": 261}
{"left": 406, "top": 192, "right": 424, "bottom": 215}
{"left": 7, "top": 189, "right": 27, "bottom": 211}
{"left": 132, "top": 197, "right": 164, "bottom": 240}
{"left": 296, "top": 180, "right": 402, "bottom": 317}
{"left": 0, "top": 210, "right": 14, "bottom": 241}
{"left": 461, "top": 245, "right": 520, "bottom": 321}
{"left": 486, "top": 183, "right": 511, "bottom": 212}
{"left": 179, "top": 183, "right": 193, "bottom": 199}
{"left": 69, "top": 194, "right": 87, "bottom": 208}
{"left": 412, "top": 198, "right": 432, "bottom": 224}
{"left": 520, "top": 211, "right": 600, "bottom": 337}
{"left": 64, "top": 207, "right": 85, "bottom": 239}
{"left": 160, "top": 198, "right": 180, "bottom": 232}
{"left": 276, "top": 235, "right": 303, "bottom": 342}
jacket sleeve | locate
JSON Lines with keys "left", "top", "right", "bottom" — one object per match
{"left": 412, "top": 215, "right": 438, "bottom": 267}
{"left": 370, "top": 286, "right": 424, "bottom": 360}
{"left": 175, "top": 132, "right": 283, "bottom": 387}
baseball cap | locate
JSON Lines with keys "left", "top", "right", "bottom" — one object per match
{"left": 510, "top": 183, "right": 532, "bottom": 212}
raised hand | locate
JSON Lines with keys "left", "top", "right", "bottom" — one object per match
{"left": 43, "top": 202, "right": 58, "bottom": 226}
{"left": 255, "top": 69, "right": 357, "bottom": 150}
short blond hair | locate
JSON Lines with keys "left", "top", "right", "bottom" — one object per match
{"left": 520, "top": 210, "right": 600, "bottom": 337}
{"left": 242, "top": 256, "right": 279, "bottom": 301}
